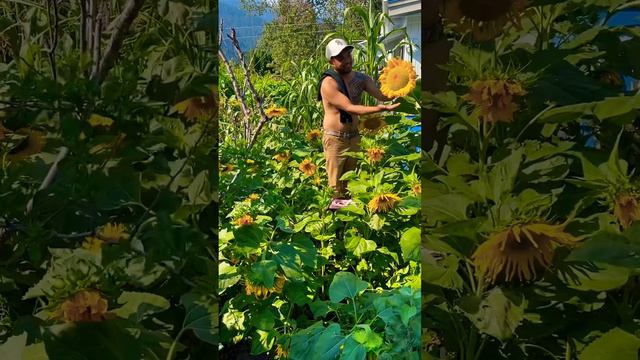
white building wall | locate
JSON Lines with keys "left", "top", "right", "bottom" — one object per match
{"left": 382, "top": 0, "right": 421, "bottom": 77}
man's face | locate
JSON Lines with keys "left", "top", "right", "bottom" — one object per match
{"left": 330, "top": 48, "right": 353, "bottom": 74}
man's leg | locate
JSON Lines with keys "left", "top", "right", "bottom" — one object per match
{"left": 340, "top": 135, "right": 361, "bottom": 197}
{"left": 323, "top": 134, "right": 348, "bottom": 198}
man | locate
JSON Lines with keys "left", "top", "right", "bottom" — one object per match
{"left": 318, "top": 38, "right": 399, "bottom": 206}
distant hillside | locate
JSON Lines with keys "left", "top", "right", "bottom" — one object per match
{"left": 219, "top": 0, "right": 273, "bottom": 58}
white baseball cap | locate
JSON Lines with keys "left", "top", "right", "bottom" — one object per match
{"left": 325, "top": 38, "right": 354, "bottom": 60}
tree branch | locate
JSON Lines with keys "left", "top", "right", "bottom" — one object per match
{"left": 218, "top": 21, "right": 252, "bottom": 140}
{"left": 26, "top": 146, "right": 69, "bottom": 215}
{"left": 90, "top": 0, "right": 145, "bottom": 84}
{"left": 227, "top": 28, "right": 270, "bottom": 150}
{"left": 80, "top": 0, "right": 87, "bottom": 54}
{"left": 45, "top": 0, "right": 59, "bottom": 80}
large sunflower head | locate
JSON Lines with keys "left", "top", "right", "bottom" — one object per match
{"left": 442, "top": 0, "right": 529, "bottom": 41}
{"left": 359, "top": 114, "right": 386, "bottom": 135}
{"left": 613, "top": 193, "right": 640, "bottom": 229}
{"left": 366, "top": 147, "right": 385, "bottom": 163}
{"left": 306, "top": 129, "right": 322, "bottom": 142}
{"left": 6, "top": 128, "right": 45, "bottom": 161}
{"left": 464, "top": 79, "right": 526, "bottom": 123}
{"left": 379, "top": 58, "right": 417, "bottom": 98}
{"left": 57, "top": 290, "right": 109, "bottom": 323}
{"left": 265, "top": 106, "right": 287, "bottom": 118}
{"left": 368, "top": 193, "right": 402, "bottom": 213}
{"left": 473, "top": 222, "right": 580, "bottom": 284}
{"left": 298, "top": 159, "right": 317, "bottom": 176}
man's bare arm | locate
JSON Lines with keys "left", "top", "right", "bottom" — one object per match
{"left": 364, "top": 76, "right": 393, "bottom": 102}
{"left": 321, "top": 78, "right": 398, "bottom": 115}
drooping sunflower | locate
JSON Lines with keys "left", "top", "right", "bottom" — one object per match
{"left": 174, "top": 87, "right": 218, "bottom": 121}
{"left": 235, "top": 214, "right": 255, "bottom": 227}
{"left": 359, "top": 114, "right": 387, "bottom": 135}
{"left": 6, "top": 128, "right": 45, "bottom": 161}
{"left": 464, "top": 79, "right": 526, "bottom": 123}
{"left": 299, "top": 159, "right": 317, "bottom": 176}
{"left": 58, "top": 290, "right": 109, "bottom": 322}
{"left": 366, "top": 147, "right": 385, "bottom": 163}
{"left": 473, "top": 222, "right": 581, "bottom": 284}
{"left": 442, "top": 0, "right": 529, "bottom": 41}
{"left": 97, "top": 223, "right": 127, "bottom": 243}
{"left": 368, "top": 193, "right": 402, "bottom": 213}
{"left": 306, "top": 129, "right": 322, "bottom": 142}
{"left": 273, "top": 151, "right": 290, "bottom": 163}
{"left": 379, "top": 58, "right": 417, "bottom": 98}
{"left": 613, "top": 193, "right": 640, "bottom": 228}
{"left": 245, "top": 276, "right": 287, "bottom": 300}
{"left": 265, "top": 106, "right": 287, "bottom": 118}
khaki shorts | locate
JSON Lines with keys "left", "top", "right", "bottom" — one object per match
{"left": 322, "top": 133, "right": 360, "bottom": 197}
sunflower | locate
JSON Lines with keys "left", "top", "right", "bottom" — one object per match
{"left": 613, "top": 193, "right": 640, "bottom": 229}
{"left": 88, "top": 114, "right": 114, "bottom": 128}
{"left": 368, "top": 193, "right": 402, "bottom": 213}
{"left": 313, "top": 176, "right": 323, "bottom": 186}
{"left": 359, "top": 114, "right": 387, "bottom": 135}
{"left": 306, "top": 129, "right": 322, "bottom": 142}
{"left": 244, "top": 276, "right": 287, "bottom": 300}
{"left": 97, "top": 222, "right": 127, "bottom": 243}
{"left": 379, "top": 58, "right": 417, "bottom": 98}
{"left": 598, "top": 70, "right": 624, "bottom": 87}
{"left": 82, "top": 237, "right": 104, "bottom": 254}
{"left": 245, "top": 193, "right": 261, "bottom": 202}
{"left": 235, "top": 215, "right": 255, "bottom": 227}
{"left": 174, "top": 87, "right": 218, "bottom": 121}
{"left": 442, "top": 0, "right": 529, "bottom": 41}
{"left": 299, "top": 159, "right": 317, "bottom": 176}
{"left": 58, "top": 290, "right": 109, "bottom": 322}
{"left": 464, "top": 79, "right": 526, "bottom": 123}
{"left": 6, "top": 128, "right": 45, "bottom": 161}
{"left": 273, "top": 151, "right": 290, "bottom": 163}
{"left": 366, "top": 147, "right": 385, "bottom": 163}
{"left": 411, "top": 182, "right": 422, "bottom": 196}
{"left": 473, "top": 222, "right": 580, "bottom": 283}
{"left": 265, "top": 106, "right": 287, "bottom": 118}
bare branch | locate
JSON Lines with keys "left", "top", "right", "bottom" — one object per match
{"left": 227, "top": 28, "right": 270, "bottom": 150}
{"left": 218, "top": 20, "right": 252, "bottom": 140}
{"left": 91, "top": 12, "right": 102, "bottom": 77}
{"left": 90, "top": 0, "right": 145, "bottom": 84}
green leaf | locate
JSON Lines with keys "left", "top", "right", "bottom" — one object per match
{"left": 400, "top": 227, "right": 420, "bottom": 261}
{"left": 422, "top": 254, "right": 463, "bottom": 290}
{"left": 112, "top": 292, "right": 170, "bottom": 321}
{"left": 339, "top": 337, "right": 367, "bottom": 360}
{"left": 232, "top": 225, "right": 265, "bottom": 255}
{"left": 368, "top": 214, "right": 385, "bottom": 230}
{"left": 352, "top": 325, "right": 383, "bottom": 350}
{"left": 579, "top": 328, "right": 640, "bottom": 360}
{"left": 309, "top": 300, "right": 331, "bottom": 319}
{"left": 219, "top": 262, "right": 242, "bottom": 291}
{"left": 460, "top": 288, "right": 526, "bottom": 341}
{"left": 290, "top": 322, "right": 325, "bottom": 359}
{"left": 250, "top": 329, "right": 276, "bottom": 355}
{"left": 249, "top": 260, "right": 278, "bottom": 288}
{"left": 329, "top": 272, "right": 369, "bottom": 303}
{"left": 423, "top": 194, "right": 472, "bottom": 222}
{"left": 562, "top": 263, "right": 631, "bottom": 291}
{"left": 250, "top": 308, "right": 276, "bottom": 331}
{"left": 568, "top": 232, "right": 640, "bottom": 268}
{"left": 487, "top": 149, "right": 523, "bottom": 201}
{"left": 314, "top": 323, "right": 345, "bottom": 360}
{"left": 180, "top": 292, "right": 217, "bottom": 345}
{"left": 539, "top": 96, "right": 640, "bottom": 123}
{"left": 344, "top": 236, "right": 377, "bottom": 257}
